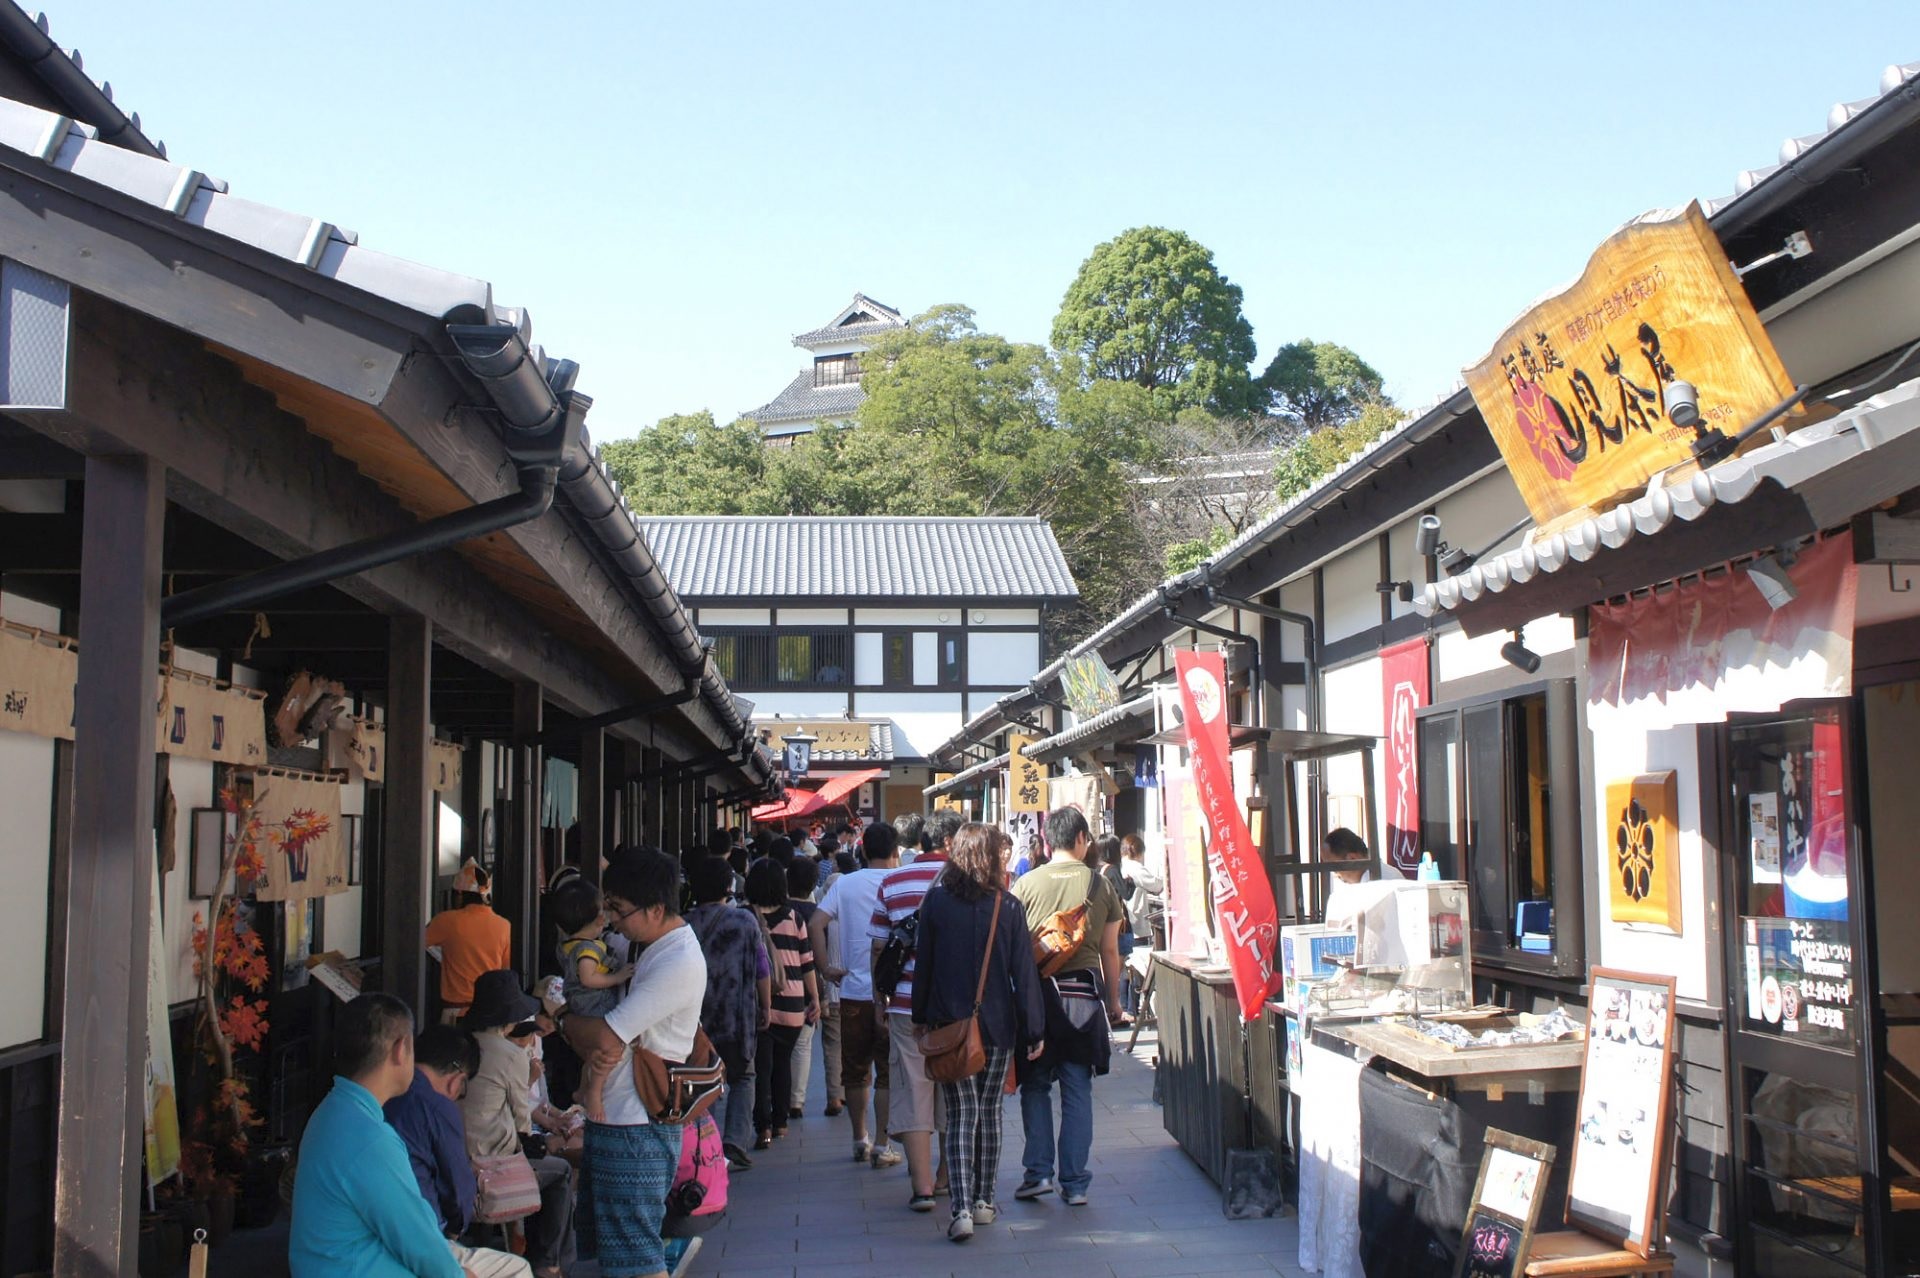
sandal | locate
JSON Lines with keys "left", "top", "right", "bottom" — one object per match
{"left": 753, "top": 1131, "right": 773, "bottom": 1150}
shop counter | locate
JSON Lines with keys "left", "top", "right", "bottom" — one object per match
{"left": 1150, "top": 953, "right": 1289, "bottom": 1191}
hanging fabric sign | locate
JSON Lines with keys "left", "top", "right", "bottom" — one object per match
{"left": 247, "top": 770, "right": 348, "bottom": 902}
{"left": 431, "top": 739, "right": 464, "bottom": 793}
{"left": 1588, "top": 533, "right": 1856, "bottom": 732}
{"left": 1007, "top": 734, "right": 1047, "bottom": 813}
{"left": 344, "top": 719, "right": 385, "bottom": 781}
{"left": 154, "top": 671, "right": 268, "bottom": 766}
{"left": 1174, "top": 648, "right": 1279, "bottom": 1022}
{"left": 1380, "top": 638, "right": 1429, "bottom": 876}
{"left": 0, "top": 626, "right": 76, "bottom": 739}
{"left": 1046, "top": 773, "right": 1104, "bottom": 835}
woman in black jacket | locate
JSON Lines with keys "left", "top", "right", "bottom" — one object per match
{"left": 912, "top": 822, "right": 1046, "bottom": 1241}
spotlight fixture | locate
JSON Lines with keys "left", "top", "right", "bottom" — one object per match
{"left": 1439, "top": 544, "right": 1477, "bottom": 576}
{"left": 1414, "top": 514, "right": 1442, "bottom": 558}
{"left": 1745, "top": 553, "right": 1799, "bottom": 611}
{"left": 1376, "top": 580, "right": 1414, "bottom": 603}
{"left": 1662, "top": 380, "right": 1700, "bottom": 429}
{"left": 1501, "top": 628, "right": 1542, "bottom": 674}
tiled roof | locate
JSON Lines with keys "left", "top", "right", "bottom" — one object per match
{"left": 792, "top": 293, "right": 905, "bottom": 348}
{"left": 638, "top": 517, "right": 1079, "bottom": 600}
{"left": 1704, "top": 60, "right": 1920, "bottom": 214}
{"left": 743, "top": 369, "right": 865, "bottom": 427}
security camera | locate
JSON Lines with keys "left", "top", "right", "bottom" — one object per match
{"left": 1414, "top": 514, "right": 1442, "bottom": 558}
{"left": 1664, "top": 380, "right": 1700, "bottom": 429}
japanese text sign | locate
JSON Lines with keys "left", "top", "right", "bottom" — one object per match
{"left": 1008, "top": 733, "right": 1046, "bottom": 813}
{"left": 1174, "top": 649, "right": 1279, "bottom": 1021}
{"left": 1465, "top": 202, "right": 1796, "bottom": 525}
{"left": 1381, "top": 639, "right": 1428, "bottom": 876}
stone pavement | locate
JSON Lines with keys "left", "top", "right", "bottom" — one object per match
{"left": 655, "top": 1028, "right": 1309, "bottom": 1278}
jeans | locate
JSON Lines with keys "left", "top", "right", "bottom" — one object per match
{"left": 1020, "top": 1058, "right": 1094, "bottom": 1195}
{"left": 526, "top": 1152, "right": 576, "bottom": 1271}
{"left": 719, "top": 1049, "right": 757, "bottom": 1152}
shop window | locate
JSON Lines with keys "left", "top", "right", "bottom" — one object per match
{"left": 1417, "top": 681, "right": 1578, "bottom": 968}
{"left": 883, "top": 631, "right": 912, "bottom": 684}
{"left": 938, "top": 629, "right": 964, "bottom": 687}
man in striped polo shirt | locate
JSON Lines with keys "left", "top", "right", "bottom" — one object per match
{"left": 869, "top": 809, "right": 962, "bottom": 1211}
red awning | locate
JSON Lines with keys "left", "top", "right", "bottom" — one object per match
{"left": 751, "top": 767, "right": 887, "bottom": 824}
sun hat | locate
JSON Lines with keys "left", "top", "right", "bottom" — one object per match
{"left": 460, "top": 969, "right": 540, "bottom": 1031}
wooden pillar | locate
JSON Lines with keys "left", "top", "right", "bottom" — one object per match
{"left": 620, "top": 741, "right": 642, "bottom": 847}
{"left": 506, "top": 682, "right": 543, "bottom": 977}
{"left": 640, "top": 748, "right": 664, "bottom": 848}
{"left": 52, "top": 454, "right": 163, "bottom": 1277}
{"left": 380, "top": 614, "right": 432, "bottom": 1017}
{"left": 579, "top": 725, "right": 605, "bottom": 889}
{"left": 459, "top": 732, "right": 484, "bottom": 865}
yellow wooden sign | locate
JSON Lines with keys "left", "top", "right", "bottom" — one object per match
{"left": 1008, "top": 733, "right": 1046, "bottom": 813}
{"left": 932, "top": 773, "right": 962, "bottom": 812}
{"left": 767, "top": 720, "right": 877, "bottom": 757}
{"left": 1465, "top": 202, "right": 1796, "bottom": 526}
{"left": 1606, "top": 771, "right": 1682, "bottom": 933}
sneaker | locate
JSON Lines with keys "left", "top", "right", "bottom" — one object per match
{"left": 666, "top": 1236, "right": 703, "bottom": 1278}
{"left": 909, "top": 1193, "right": 936, "bottom": 1212}
{"left": 824, "top": 1101, "right": 844, "bottom": 1116}
{"left": 723, "top": 1142, "right": 754, "bottom": 1171}
{"left": 870, "top": 1143, "right": 904, "bottom": 1169}
{"left": 1063, "top": 1189, "right": 1089, "bottom": 1206}
{"left": 971, "top": 1200, "right": 997, "bottom": 1225}
{"left": 853, "top": 1140, "right": 872, "bottom": 1163}
{"left": 789, "top": 1105, "right": 805, "bottom": 1120}
{"left": 947, "top": 1210, "right": 974, "bottom": 1242}
{"left": 1014, "top": 1177, "right": 1055, "bottom": 1200}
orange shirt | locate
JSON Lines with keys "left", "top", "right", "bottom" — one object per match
{"left": 424, "top": 903, "right": 513, "bottom": 1006}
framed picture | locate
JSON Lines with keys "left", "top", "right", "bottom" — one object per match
{"left": 1453, "top": 1128, "right": 1556, "bottom": 1278}
{"left": 189, "top": 807, "right": 235, "bottom": 900}
{"left": 344, "top": 814, "right": 363, "bottom": 887}
{"left": 1566, "top": 968, "right": 1678, "bottom": 1257}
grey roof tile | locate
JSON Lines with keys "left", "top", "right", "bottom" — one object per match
{"left": 638, "top": 516, "right": 1079, "bottom": 600}
{"left": 744, "top": 370, "right": 866, "bottom": 426}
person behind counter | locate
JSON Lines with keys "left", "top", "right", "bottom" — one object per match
{"left": 1321, "top": 828, "right": 1373, "bottom": 926}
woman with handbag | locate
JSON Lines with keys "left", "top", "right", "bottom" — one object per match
{"left": 459, "top": 970, "right": 577, "bottom": 1277}
{"left": 911, "top": 822, "right": 1046, "bottom": 1242}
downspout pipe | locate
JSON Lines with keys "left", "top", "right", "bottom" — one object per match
{"left": 1161, "top": 587, "right": 1261, "bottom": 725}
{"left": 1203, "top": 586, "right": 1320, "bottom": 737}
{"left": 162, "top": 323, "right": 583, "bottom": 630}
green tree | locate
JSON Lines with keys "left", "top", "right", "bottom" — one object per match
{"left": 1051, "top": 227, "right": 1258, "bottom": 415}
{"left": 597, "top": 411, "right": 767, "bottom": 514}
{"left": 1271, "top": 399, "right": 1405, "bottom": 503}
{"left": 1259, "top": 339, "right": 1386, "bottom": 430}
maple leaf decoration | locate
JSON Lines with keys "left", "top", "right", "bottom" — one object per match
{"left": 220, "top": 996, "right": 269, "bottom": 1052}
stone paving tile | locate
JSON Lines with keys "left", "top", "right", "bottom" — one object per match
{"left": 639, "top": 1027, "right": 1298, "bottom": 1278}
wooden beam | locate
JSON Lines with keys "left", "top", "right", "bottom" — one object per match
{"left": 381, "top": 615, "right": 433, "bottom": 1018}
{"left": 579, "top": 725, "right": 605, "bottom": 890}
{"left": 10, "top": 294, "right": 704, "bottom": 753}
{"left": 52, "top": 454, "right": 163, "bottom": 1276}
{"left": 505, "top": 682, "right": 543, "bottom": 978}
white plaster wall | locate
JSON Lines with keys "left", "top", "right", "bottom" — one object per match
{"left": 0, "top": 592, "right": 58, "bottom": 1046}
{"left": 855, "top": 607, "right": 961, "bottom": 626}
{"left": 1435, "top": 614, "right": 1575, "bottom": 685}
{"left": 1277, "top": 578, "right": 1314, "bottom": 662}
{"left": 968, "top": 631, "right": 1040, "bottom": 686}
{"left": 696, "top": 608, "right": 771, "bottom": 627}
{"left": 1320, "top": 544, "right": 1382, "bottom": 645}
{"left": 852, "top": 692, "right": 964, "bottom": 760}
{"left": 1321, "top": 655, "right": 1387, "bottom": 852}
{"left": 738, "top": 692, "right": 851, "bottom": 718}
{"left": 1587, "top": 719, "right": 1712, "bottom": 1002}
{"left": 967, "top": 608, "right": 1039, "bottom": 626}
{"left": 1435, "top": 474, "right": 1529, "bottom": 565}
{"left": 853, "top": 632, "right": 884, "bottom": 686}
{"left": 775, "top": 607, "right": 849, "bottom": 626}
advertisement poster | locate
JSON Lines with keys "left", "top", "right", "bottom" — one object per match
{"left": 1748, "top": 792, "right": 1781, "bottom": 884}
{"left": 1785, "top": 718, "right": 1850, "bottom": 920}
{"left": 1743, "top": 915, "right": 1852, "bottom": 1048}
{"left": 1380, "top": 638, "right": 1429, "bottom": 875}
{"left": 1174, "top": 649, "right": 1280, "bottom": 1021}
{"left": 1567, "top": 971, "right": 1676, "bottom": 1256}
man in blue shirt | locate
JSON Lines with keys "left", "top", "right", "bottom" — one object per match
{"left": 291, "top": 992, "right": 528, "bottom": 1278}
{"left": 384, "top": 1025, "right": 482, "bottom": 1238}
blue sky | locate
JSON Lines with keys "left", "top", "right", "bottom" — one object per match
{"left": 54, "top": 3, "right": 1915, "bottom": 440}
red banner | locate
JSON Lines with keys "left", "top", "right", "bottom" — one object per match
{"left": 1174, "top": 649, "right": 1279, "bottom": 1022}
{"left": 1381, "top": 639, "right": 1429, "bottom": 876}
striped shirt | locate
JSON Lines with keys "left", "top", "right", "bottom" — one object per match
{"left": 869, "top": 853, "right": 948, "bottom": 1015}
{"left": 764, "top": 906, "right": 815, "bottom": 1029}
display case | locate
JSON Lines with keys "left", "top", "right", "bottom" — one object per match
{"left": 1306, "top": 880, "right": 1473, "bottom": 1019}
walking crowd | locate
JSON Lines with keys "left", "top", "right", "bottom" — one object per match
{"left": 287, "top": 806, "right": 1166, "bottom": 1278}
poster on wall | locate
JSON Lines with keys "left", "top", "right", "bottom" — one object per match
{"left": 1381, "top": 638, "right": 1429, "bottom": 876}
{"left": 1786, "top": 718, "right": 1849, "bottom": 920}
{"left": 1566, "top": 969, "right": 1677, "bottom": 1257}
{"left": 247, "top": 769, "right": 348, "bottom": 902}
{"left": 1605, "top": 772, "right": 1682, "bottom": 933}
{"left": 1742, "top": 915, "right": 1853, "bottom": 1048}
{"left": 1748, "top": 792, "right": 1781, "bottom": 884}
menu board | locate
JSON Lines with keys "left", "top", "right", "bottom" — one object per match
{"left": 1566, "top": 969, "right": 1677, "bottom": 1257}
{"left": 1453, "top": 1129, "right": 1556, "bottom": 1278}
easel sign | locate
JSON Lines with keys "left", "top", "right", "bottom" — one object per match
{"left": 1453, "top": 1129, "right": 1556, "bottom": 1278}
{"left": 1566, "top": 968, "right": 1678, "bottom": 1257}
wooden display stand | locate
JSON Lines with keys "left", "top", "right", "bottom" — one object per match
{"left": 1522, "top": 1230, "right": 1673, "bottom": 1276}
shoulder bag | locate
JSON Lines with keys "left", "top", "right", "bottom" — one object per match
{"left": 1030, "top": 862, "right": 1096, "bottom": 978}
{"left": 471, "top": 1151, "right": 542, "bottom": 1223}
{"left": 632, "top": 1023, "right": 728, "bottom": 1126}
{"left": 922, "top": 890, "right": 1002, "bottom": 1084}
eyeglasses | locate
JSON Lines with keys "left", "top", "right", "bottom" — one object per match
{"left": 606, "top": 898, "right": 655, "bottom": 925}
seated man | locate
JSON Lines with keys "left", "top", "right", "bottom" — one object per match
{"left": 384, "top": 1024, "right": 482, "bottom": 1242}
{"left": 291, "top": 991, "right": 528, "bottom": 1278}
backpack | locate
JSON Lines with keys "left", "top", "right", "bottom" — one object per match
{"left": 632, "top": 1025, "right": 727, "bottom": 1126}
{"left": 1030, "top": 863, "right": 1097, "bottom": 978}
{"left": 662, "top": 1112, "right": 728, "bottom": 1238}
{"left": 871, "top": 910, "right": 919, "bottom": 1003}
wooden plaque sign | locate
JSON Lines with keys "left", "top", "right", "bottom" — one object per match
{"left": 1566, "top": 968, "right": 1678, "bottom": 1257}
{"left": 1008, "top": 733, "right": 1046, "bottom": 813}
{"left": 1453, "top": 1129, "right": 1557, "bottom": 1278}
{"left": 1605, "top": 771, "right": 1682, "bottom": 933}
{"left": 1464, "top": 202, "right": 1796, "bottom": 526}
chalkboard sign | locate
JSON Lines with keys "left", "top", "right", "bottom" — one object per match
{"left": 1453, "top": 1129, "right": 1556, "bottom": 1278}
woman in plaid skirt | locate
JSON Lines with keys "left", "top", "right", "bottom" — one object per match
{"left": 911, "top": 823, "right": 1047, "bottom": 1242}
